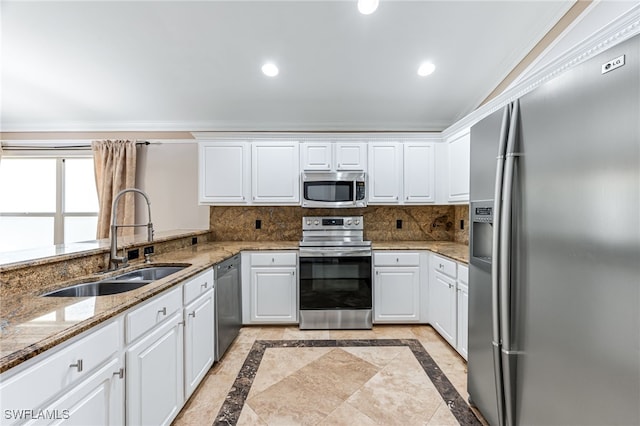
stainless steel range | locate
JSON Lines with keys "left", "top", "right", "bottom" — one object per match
{"left": 298, "top": 216, "right": 372, "bottom": 329}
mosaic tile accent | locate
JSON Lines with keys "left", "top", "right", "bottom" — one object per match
{"left": 214, "top": 339, "right": 481, "bottom": 426}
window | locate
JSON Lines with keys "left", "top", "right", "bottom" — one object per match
{"left": 0, "top": 156, "right": 99, "bottom": 252}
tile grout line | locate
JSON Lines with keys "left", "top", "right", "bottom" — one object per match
{"left": 213, "top": 339, "right": 481, "bottom": 426}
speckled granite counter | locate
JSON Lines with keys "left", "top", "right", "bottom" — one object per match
{"left": 0, "top": 239, "right": 467, "bottom": 374}
{"left": 372, "top": 241, "right": 469, "bottom": 264}
{"left": 0, "top": 241, "right": 298, "bottom": 373}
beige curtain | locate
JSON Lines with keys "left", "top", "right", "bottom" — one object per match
{"left": 92, "top": 140, "right": 137, "bottom": 239}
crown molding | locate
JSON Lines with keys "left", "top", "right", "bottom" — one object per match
{"left": 191, "top": 131, "right": 442, "bottom": 142}
{"left": 441, "top": 3, "right": 640, "bottom": 140}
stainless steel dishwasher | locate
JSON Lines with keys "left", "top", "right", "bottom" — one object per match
{"left": 214, "top": 254, "right": 242, "bottom": 361}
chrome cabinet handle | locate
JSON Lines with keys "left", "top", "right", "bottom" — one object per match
{"left": 189, "top": 311, "right": 196, "bottom": 318}
{"left": 69, "top": 359, "right": 83, "bottom": 372}
{"left": 201, "top": 282, "right": 208, "bottom": 289}
{"left": 158, "top": 307, "right": 167, "bottom": 315}
{"left": 177, "top": 321, "right": 185, "bottom": 326}
{"left": 113, "top": 368, "right": 124, "bottom": 379}
{"left": 396, "top": 258, "right": 399, "bottom": 263}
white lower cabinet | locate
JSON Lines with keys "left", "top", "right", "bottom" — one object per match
{"left": 244, "top": 252, "right": 298, "bottom": 324}
{"left": 126, "top": 311, "right": 184, "bottom": 426}
{"left": 429, "top": 269, "right": 457, "bottom": 345}
{"left": 0, "top": 319, "right": 123, "bottom": 426}
{"left": 456, "top": 264, "right": 469, "bottom": 359}
{"left": 429, "top": 253, "right": 469, "bottom": 359}
{"left": 374, "top": 266, "right": 420, "bottom": 322}
{"left": 38, "top": 357, "right": 124, "bottom": 426}
{"left": 125, "top": 268, "right": 214, "bottom": 425}
{"left": 184, "top": 289, "right": 215, "bottom": 399}
{"left": 373, "top": 251, "right": 428, "bottom": 323}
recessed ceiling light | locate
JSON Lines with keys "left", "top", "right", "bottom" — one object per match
{"left": 358, "top": 0, "right": 379, "bottom": 15}
{"left": 261, "top": 62, "right": 279, "bottom": 77}
{"left": 417, "top": 62, "right": 436, "bottom": 77}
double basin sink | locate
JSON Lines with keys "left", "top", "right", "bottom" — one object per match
{"left": 42, "top": 265, "right": 189, "bottom": 297}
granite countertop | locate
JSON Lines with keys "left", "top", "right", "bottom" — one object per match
{"left": 372, "top": 241, "right": 469, "bottom": 264}
{"left": 0, "top": 239, "right": 467, "bottom": 373}
{"left": 0, "top": 241, "right": 298, "bottom": 373}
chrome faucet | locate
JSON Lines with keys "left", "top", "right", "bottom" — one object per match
{"left": 109, "top": 188, "right": 154, "bottom": 270}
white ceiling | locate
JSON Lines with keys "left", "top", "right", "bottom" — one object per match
{"left": 1, "top": 0, "right": 575, "bottom": 133}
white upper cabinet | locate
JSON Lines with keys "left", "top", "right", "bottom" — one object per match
{"left": 196, "top": 133, "right": 465, "bottom": 206}
{"left": 369, "top": 141, "right": 436, "bottom": 204}
{"left": 252, "top": 141, "right": 300, "bottom": 204}
{"left": 404, "top": 142, "right": 435, "bottom": 203}
{"left": 335, "top": 142, "right": 366, "bottom": 170}
{"left": 446, "top": 130, "right": 470, "bottom": 202}
{"left": 199, "top": 141, "right": 250, "bottom": 204}
{"left": 301, "top": 142, "right": 332, "bottom": 170}
{"left": 301, "top": 141, "right": 366, "bottom": 171}
{"left": 368, "top": 141, "right": 403, "bottom": 203}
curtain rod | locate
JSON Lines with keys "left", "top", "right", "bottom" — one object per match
{"left": 1, "top": 141, "right": 151, "bottom": 151}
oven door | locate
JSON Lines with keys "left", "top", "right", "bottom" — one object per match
{"left": 299, "top": 254, "right": 372, "bottom": 310}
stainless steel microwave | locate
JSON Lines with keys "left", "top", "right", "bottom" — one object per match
{"left": 301, "top": 172, "right": 367, "bottom": 208}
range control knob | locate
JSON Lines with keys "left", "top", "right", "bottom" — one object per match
{"left": 306, "top": 220, "right": 311, "bottom": 225}
{"left": 346, "top": 220, "right": 352, "bottom": 226}
{"left": 314, "top": 220, "right": 319, "bottom": 225}
{"left": 355, "top": 219, "right": 360, "bottom": 225}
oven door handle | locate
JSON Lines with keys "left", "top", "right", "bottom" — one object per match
{"left": 299, "top": 248, "right": 372, "bottom": 257}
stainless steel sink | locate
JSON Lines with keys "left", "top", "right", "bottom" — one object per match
{"left": 42, "top": 265, "right": 189, "bottom": 297}
{"left": 107, "top": 266, "right": 187, "bottom": 282}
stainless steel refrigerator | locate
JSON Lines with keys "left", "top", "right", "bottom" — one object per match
{"left": 468, "top": 34, "right": 639, "bottom": 425}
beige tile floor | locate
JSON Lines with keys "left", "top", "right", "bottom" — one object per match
{"left": 173, "top": 325, "right": 471, "bottom": 425}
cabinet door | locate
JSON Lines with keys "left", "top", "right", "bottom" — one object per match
{"left": 184, "top": 290, "right": 215, "bottom": 399}
{"left": 199, "top": 142, "right": 249, "bottom": 204}
{"left": 404, "top": 142, "right": 435, "bottom": 203}
{"left": 447, "top": 131, "right": 470, "bottom": 202}
{"left": 456, "top": 282, "right": 469, "bottom": 360}
{"left": 429, "top": 271, "right": 457, "bottom": 346}
{"left": 335, "top": 142, "right": 366, "bottom": 170}
{"left": 252, "top": 142, "right": 300, "bottom": 204}
{"left": 251, "top": 267, "right": 297, "bottom": 323}
{"left": 126, "top": 312, "right": 184, "bottom": 426}
{"left": 374, "top": 266, "right": 420, "bottom": 323}
{"left": 301, "top": 142, "right": 332, "bottom": 171}
{"left": 34, "top": 357, "right": 124, "bottom": 426}
{"left": 368, "top": 142, "right": 402, "bottom": 204}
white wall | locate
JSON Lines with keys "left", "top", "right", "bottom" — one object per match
{"left": 135, "top": 141, "right": 209, "bottom": 233}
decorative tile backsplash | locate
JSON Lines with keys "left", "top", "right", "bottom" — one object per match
{"left": 210, "top": 205, "right": 469, "bottom": 243}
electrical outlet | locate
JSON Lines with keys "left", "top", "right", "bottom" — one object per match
{"left": 127, "top": 248, "right": 139, "bottom": 260}
{"left": 256, "top": 219, "right": 262, "bottom": 229}
{"left": 144, "top": 246, "right": 154, "bottom": 255}
{"left": 460, "top": 220, "right": 465, "bottom": 230}
{"left": 192, "top": 237, "right": 198, "bottom": 245}
{"left": 396, "top": 219, "right": 403, "bottom": 229}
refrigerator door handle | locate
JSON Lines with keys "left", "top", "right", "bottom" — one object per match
{"left": 500, "top": 99, "right": 521, "bottom": 426}
{"left": 491, "top": 103, "right": 512, "bottom": 426}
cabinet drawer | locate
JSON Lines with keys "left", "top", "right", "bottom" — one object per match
{"left": 0, "top": 320, "right": 120, "bottom": 415}
{"left": 183, "top": 269, "right": 214, "bottom": 305}
{"left": 251, "top": 252, "right": 297, "bottom": 267}
{"left": 432, "top": 254, "right": 457, "bottom": 278}
{"left": 458, "top": 264, "right": 469, "bottom": 284}
{"left": 126, "top": 286, "right": 182, "bottom": 344}
{"left": 374, "top": 252, "right": 420, "bottom": 266}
